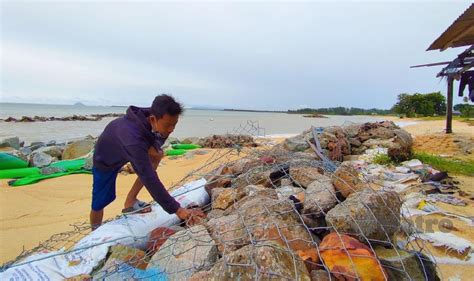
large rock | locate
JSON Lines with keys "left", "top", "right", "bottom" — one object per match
{"left": 342, "top": 123, "right": 362, "bottom": 138}
{"left": 326, "top": 189, "right": 402, "bottom": 242}
{"left": 276, "top": 185, "right": 305, "bottom": 200}
{"left": 147, "top": 225, "right": 218, "bottom": 280}
{"left": 30, "top": 141, "right": 46, "bottom": 151}
{"left": 194, "top": 242, "right": 311, "bottom": 280}
{"left": 206, "top": 214, "right": 248, "bottom": 254}
{"left": 228, "top": 158, "right": 261, "bottom": 175}
{"left": 34, "top": 145, "right": 63, "bottom": 158}
{"left": 93, "top": 245, "right": 147, "bottom": 280}
{"left": 358, "top": 121, "right": 398, "bottom": 142}
{"left": 231, "top": 168, "right": 272, "bottom": 189}
{"left": 204, "top": 165, "right": 232, "bottom": 195}
{"left": 29, "top": 152, "right": 54, "bottom": 167}
{"left": 181, "top": 137, "right": 201, "bottom": 144}
{"left": 3, "top": 149, "right": 28, "bottom": 162}
{"left": 319, "top": 233, "right": 386, "bottom": 280}
{"left": 212, "top": 188, "right": 245, "bottom": 210}
{"left": 388, "top": 129, "right": 413, "bottom": 162}
{"left": 225, "top": 194, "right": 320, "bottom": 264}
{"left": 283, "top": 131, "right": 311, "bottom": 152}
{"left": 0, "top": 136, "right": 20, "bottom": 149}
{"left": 62, "top": 139, "right": 95, "bottom": 160}
{"left": 302, "top": 176, "right": 338, "bottom": 218}
{"left": 19, "top": 147, "right": 32, "bottom": 156}
{"left": 375, "top": 247, "right": 440, "bottom": 281}
{"left": 363, "top": 138, "right": 397, "bottom": 149}
{"left": 290, "top": 166, "right": 327, "bottom": 188}
{"left": 331, "top": 163, "right": 367, "bottom": 198}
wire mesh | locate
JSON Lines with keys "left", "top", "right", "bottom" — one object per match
{"left": 0, "top": 121, "right": 441, "bottom": 281}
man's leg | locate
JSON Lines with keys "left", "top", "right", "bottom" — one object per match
{"left": 90, "top": 209, "right": 104, "bottom": 230}
{"left": 124, "top": 148, "right": 163, "bottom": 209}
{"left": 90, "top": 167, "right": 119, "bottom": 229}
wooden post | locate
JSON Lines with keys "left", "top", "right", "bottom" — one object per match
{"left": 446, "top": 76, "right": 454, "bottom": 134}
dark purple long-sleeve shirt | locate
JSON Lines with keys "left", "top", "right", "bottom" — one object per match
{"left": 93, "top": 106, "right": 180, "bottom": 214}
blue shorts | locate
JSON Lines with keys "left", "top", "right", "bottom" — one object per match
{"left": 91, "top": 166, "right": 122, "bottom": 211}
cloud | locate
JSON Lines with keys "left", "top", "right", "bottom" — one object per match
{"left": 1, "top": 1, "right": 472, "bottom": 109}
{"left": 1, "top": 40, "right": 228, "bottom": 105}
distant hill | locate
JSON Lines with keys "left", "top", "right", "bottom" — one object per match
{"left": 73, "top": 102, "right": 86, "bottom": 107}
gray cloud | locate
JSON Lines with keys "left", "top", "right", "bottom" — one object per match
{"left": 1, "top": 1, "right": 471, "bottom": 109}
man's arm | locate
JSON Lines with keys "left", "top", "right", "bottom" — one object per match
{"left": 123, "top": 144, "right": 180, "bottom": 214}
{"left": 123, "top": 144, "right": 206, "bottom": 224}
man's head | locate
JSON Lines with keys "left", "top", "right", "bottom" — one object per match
{"left": 149, "top": 94, "right": 183, "bottom": 138}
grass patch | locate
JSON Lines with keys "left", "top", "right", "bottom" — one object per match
{"left": 413, "top": 152, "right": 474, "bottom": 176}
{"left": 373, "top": 154, "right": 395, "bottom": 166}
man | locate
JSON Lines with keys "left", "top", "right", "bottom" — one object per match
{"left": 90, "top": 94, "right": 205, "bottom": 229}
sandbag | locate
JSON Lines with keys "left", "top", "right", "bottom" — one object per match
{"left": 9, "top": 170, "right": 92, "bottom": 186}
{"left": 165, "top": 149, "right": 187, "bottom": 156}
{"left": 0, "top": 178, "right": 209, "bottom": 280}
{"left": 0, "top": 167, "right": 40, "bottom": 179}
{"left": 0, "top": 152, "right": 29, "bottom": 170}
{"left": 50, "top": 158, "right": 86, "bottom": 171}
{"left": 171, "top": 143, "right": 202, "bottom": 150}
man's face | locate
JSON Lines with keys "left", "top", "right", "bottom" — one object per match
{"left": 150, "top": 114, "right": 179, "bottom": 138}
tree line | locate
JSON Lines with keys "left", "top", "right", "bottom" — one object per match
{"left": 288, "top": 92, "right": 473, "bottom": 117}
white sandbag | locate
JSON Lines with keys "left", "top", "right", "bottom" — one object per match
{"left": 0, "top": 178, "right": 209, "bottom": 280}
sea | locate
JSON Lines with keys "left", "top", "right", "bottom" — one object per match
{"left": 0, "top": 103, "right": 416, "bottom": 145}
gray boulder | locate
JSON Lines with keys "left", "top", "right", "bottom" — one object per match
{"left": 181, "top": 137, "right": 201, "bottom": 144}
{"left": 290, "top": 166, "right": 327, "bottom": 188}
{"left": 29, "top": 152, "right": 54, "bottom": 167}
{"left": 34, "top": 146, "right": 63, "bottom": 158}
{"left": 283, "top": 132, "right": 311, "bottom": 152}
{"left": 206, "top": 214, "right": 248, "bottom": 254}
{"left": 62, "top": 139, "right": 95, "bottom": 159}
{"left": 194, "top": 242, "right": 311, "bottom": 280}
{"left": 342, "top": 123, "right": 362, "bottom": 138}
{"left": 19, "top": 147, "right": 32, "bottom": 156}
{"left": 147, "top": 225, "right": 218, "bottom": 281}
{"left": 30, "top": 141, "right": 46, "bottom": 151}
{"left": 302, "top": 176, "right": 338, "bottom": 218}
{"left": 4, "top": 149, "right": 28, "bottom": 162}
{"left": 388, "top": 129, "right": 413, "bottom": 162}
{"left": 331, "top": 163, "right": 367, "bottom": 198}
{"left": 375, "top": 247, "right": 440, "bottom": 281}
{"left": 0, "top": 136, "right": 20, "bottom": 149}
{"left": 326, "top": 189, "right": 402, "bottom": 242}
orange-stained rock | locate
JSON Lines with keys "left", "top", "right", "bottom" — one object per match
{"left": 319, "top": 233, "right": 387, "bottom": 281}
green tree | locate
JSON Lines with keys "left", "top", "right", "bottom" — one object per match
{"left": 392, "top": 92, "right": 446, "bottom": 117}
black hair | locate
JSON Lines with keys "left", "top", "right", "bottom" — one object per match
{"left": 151, "top": 94, "right": 183, "bottom": 119}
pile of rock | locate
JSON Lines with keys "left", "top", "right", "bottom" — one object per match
{"left": 0, "top": 135, "right": 96, "bottom": 169}
{"left": 2, "top": 113, "right": 124, "bottom": 122}
{"left": 283, "top": 121, "right": 413, "bottom": 161}
{"left": 121, "top": 146, "right": 436, "bottom": 280}
{"left": 198, "top": 134, "right": 257, "bottom": 148}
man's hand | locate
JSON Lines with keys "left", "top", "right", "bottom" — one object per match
{"left": 176, "top": 207, "right": 206, "bottom": 226}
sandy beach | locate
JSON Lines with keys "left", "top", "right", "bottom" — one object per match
{"left": 1, "top": 118, "right": 473, "bottom": 280}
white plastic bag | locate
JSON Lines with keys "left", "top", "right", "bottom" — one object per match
{"left": 1, "top": 178, "right": 209, "bottom": 280}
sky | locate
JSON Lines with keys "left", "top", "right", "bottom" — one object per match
{"left": 1, "top": 0, "right": 472, "bottom": 110}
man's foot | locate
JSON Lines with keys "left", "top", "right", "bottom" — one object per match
{"left": 122, "top": 200, "right": 152, "bottom": 215}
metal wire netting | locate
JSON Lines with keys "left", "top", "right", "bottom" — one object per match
{"left": 0, "top": 121, "right": 439, "bottom": 281}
